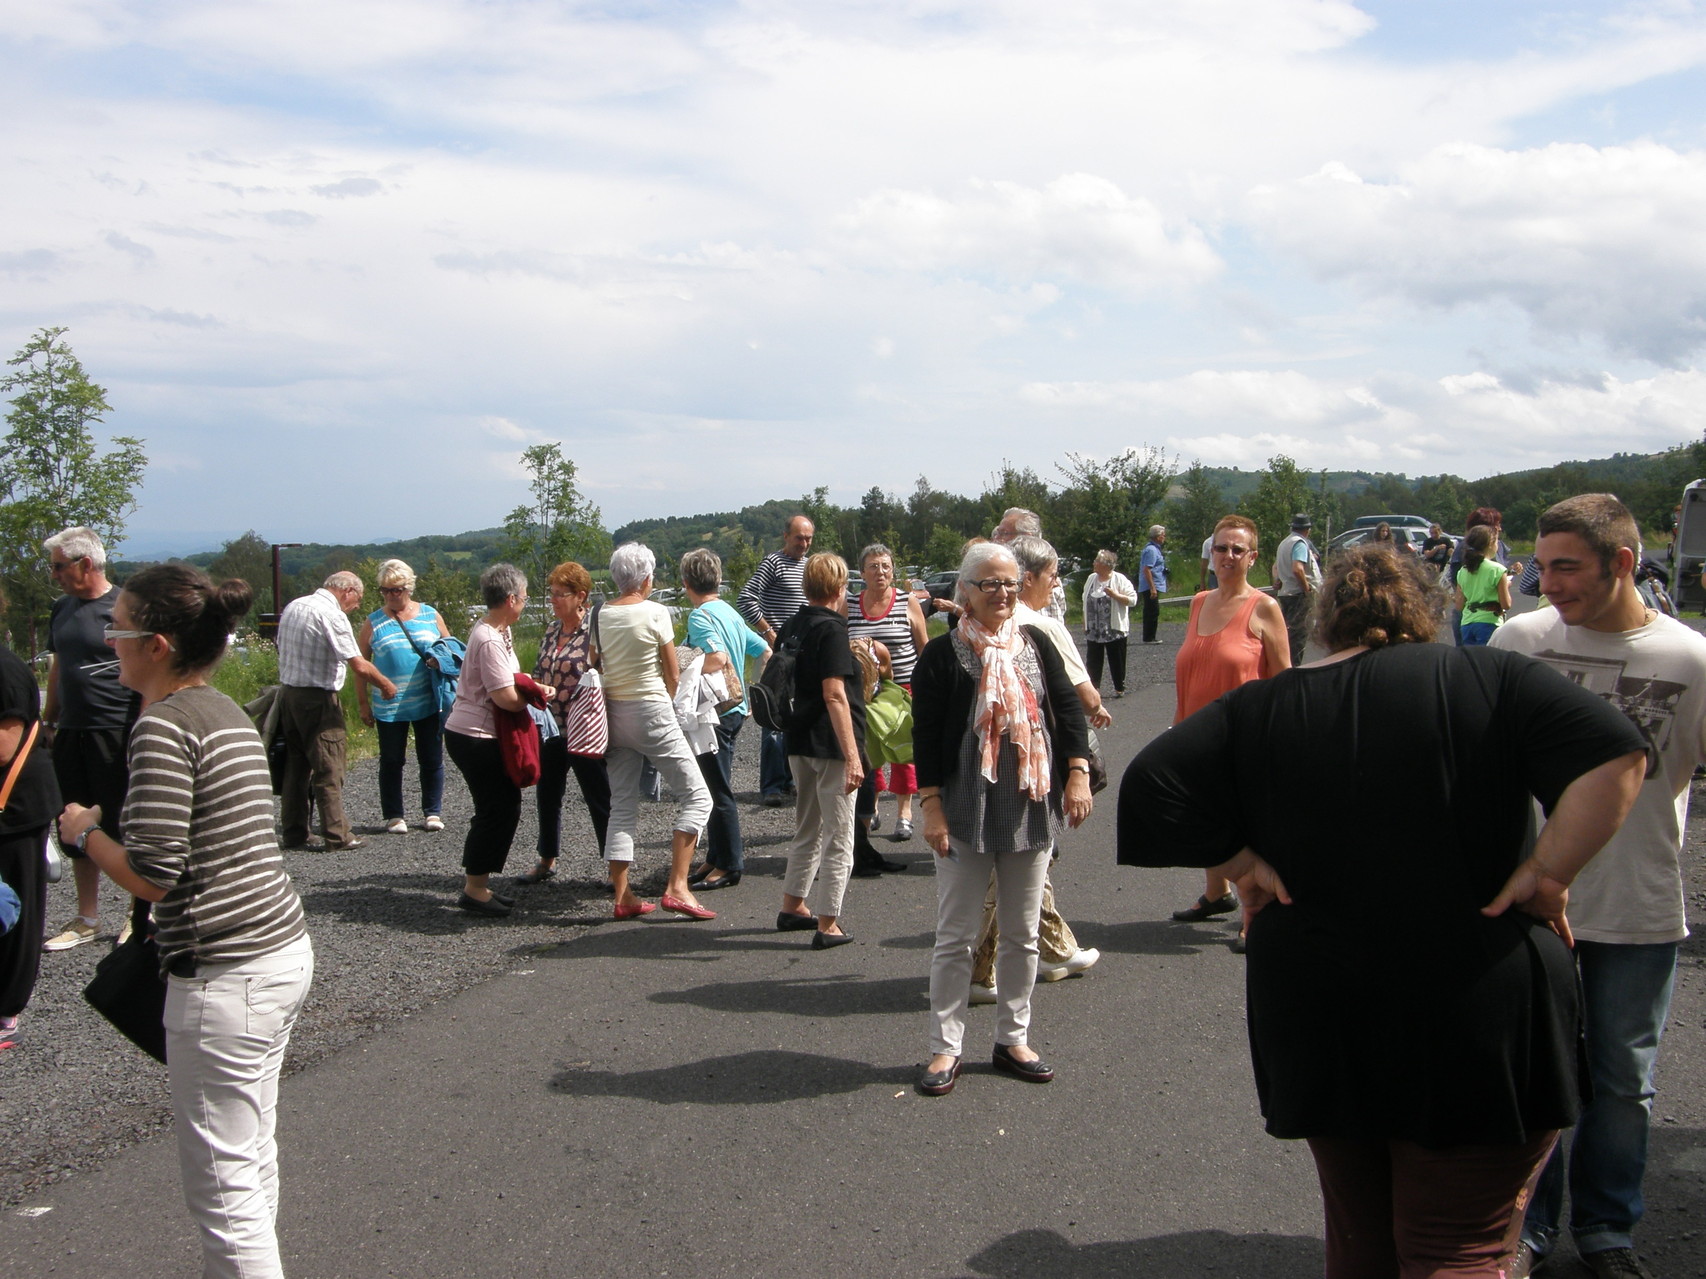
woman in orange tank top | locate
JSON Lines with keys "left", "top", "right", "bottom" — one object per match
{"left": 1168, "top": 515, "right": 1291, "bottom": 950}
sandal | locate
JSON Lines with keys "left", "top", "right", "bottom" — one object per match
{"left": 517, "top": 864, "right": 557, "bottom": 885}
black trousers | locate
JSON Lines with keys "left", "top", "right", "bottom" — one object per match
{"left": 1140, "top": 589, "right": 1161, "bottom": 643}
{"left": 0, "top": 824, "right": 49, "bottom": 1017}
{"left": 1085, "top": 635, "right": 1128, "bottom": 694}
{"left": 445, "top": 730, "right": 521, "bottom": 877}
{"left": 536, "top": 736, "right": 610, "bottom": 861}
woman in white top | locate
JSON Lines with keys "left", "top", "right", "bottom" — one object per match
{"left": 443, "top": 564, "right": 552, "bottom": 918}
{"left": 1080, "top": 549, "right": 1137, "bottom": 699}
{"left": 599, "top": 543, "right": 716, "bottom": 921}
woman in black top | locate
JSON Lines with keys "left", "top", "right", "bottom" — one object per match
{"left": 913, "top": 542, "right": 1091, "bottom": 1096}
{"left": 0, "top": 587, "right": 61, "bottom": 1048}
{"left": 1117, "top": 545, "right": 1647, "bottom": 1277}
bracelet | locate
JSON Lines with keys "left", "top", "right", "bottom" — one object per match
{"left": 920, "top": 794, "right": 942, "bottom": 806}
{"left": 1068, "top": 765, "right": 1090, "bottom": 775}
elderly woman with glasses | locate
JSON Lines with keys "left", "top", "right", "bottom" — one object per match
{"left": 600, "top": 543, "right": 715, "bottom": 921}
{"left": 443, "top": 564, "right": 551, "bottom": 918}
{"left": 912, "top": 541, "right": 1093, "bottom": 1096}
{"left": 1167, "top": 516, "right": 1290, "bottom": 947}
{"left": 356, "top": 558, "right": 451, "bottom": 835}
{"left": 1082, "top": 549, "right": 1138, "bottom": 698}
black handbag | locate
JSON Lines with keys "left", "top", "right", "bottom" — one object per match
{"left": 82, "top": 898, "right": 167, "bottom": 1063}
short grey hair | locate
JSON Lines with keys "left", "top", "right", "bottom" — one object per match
{"left": 955, "top": 542, "right": 1019, "bottom": 607}
{"left": 995, "top": 508, "right": 1041, "bottom": 541}
{"left": 479, "top": 563, "right": 526, "bottom": 608}
{"left": 1148, "top": 525, "right": 1166, "bottom": 540}
{"left": 609, "top": 543, "right": 656, "bottom": 595}
{"left": 858, "top": 543, "right": 893, "bottom": 570}
{"left": 679, "top": 547, "right": 722, "bottom": 595}
{"left": 43, "top": 526, "right": 106, "bottom": 568}
{"left": 324, "top": 571, "right": 362, "bottom": 594}
{"left": 1095, "top": 549, "right": 1119, "bottom": 569}
{"left": 1008, "top": 535, "right": 1058, "bottom": 581}
{"left": 376, "top": 558, "right": 416, "bottom": 591}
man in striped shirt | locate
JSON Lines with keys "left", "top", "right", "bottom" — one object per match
{"left": 276, "top": 572, "right": 395, "bottom": 850}
{"left": 738, "top": 516, "right": 812, "bottom": 805}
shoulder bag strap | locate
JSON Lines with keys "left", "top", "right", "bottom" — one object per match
{"left": 0, "top": 719, "right": 41, "bottom": 814}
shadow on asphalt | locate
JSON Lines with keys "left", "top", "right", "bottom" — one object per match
{"left": 547, "top": 1048, "right": 915, "bottom": 1103}
{"left": 651, "top": 972, "right": 926, "bottom": 1016}
{"left": 1075, "top": 917, "right": 1234, "bottom": 957}
{"left": 957, "top": 1226, "right": 1323, "bottom": 1278}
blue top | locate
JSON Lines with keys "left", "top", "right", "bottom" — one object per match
{"left": 687, "top": 598, "right": 769, "bottom": 718}
{"left": 1140, "top": 542, "right": 1169, "bottom": 593}
{"left": 367, "top": 605, "right": 443, "bottom": 722}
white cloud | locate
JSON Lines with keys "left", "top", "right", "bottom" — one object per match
{"left": 834, "top": 174, "right": 1222, "bottom": 292}
{"left": 1250, "top": 141, "right": 1706, "bottom": 364}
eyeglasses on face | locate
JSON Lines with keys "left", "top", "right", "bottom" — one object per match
{"left": 379, "top": 586, "right": 408, "bottom": 596}
{"left": 1212, "top": 544, "right": 1252, "bottom": 557}
{"left": 968, "top": 577, "right": 1020, "bottom": 595}
{"left": 49, "top": 557, "right": 84, "bottom": 575}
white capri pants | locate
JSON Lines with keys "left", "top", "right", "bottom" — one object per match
{"left": 603, "top": 696, "right": 712, "bottom": 862}
{"left": 165, "top": 934, "right": 315, "bottom": 1279}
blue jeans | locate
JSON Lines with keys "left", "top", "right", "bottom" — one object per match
{"left": 759, "top": 726, "right": 793, "bottom": 798}
{"left": 695, "top": 711, "right": 745, "bottom": 873}
{"left": 1523, "top": 940, "right": 1679, "bottom": 1259}
{"left": 375, "top": 714, "right": 444, "bottom": 820}
{"left": 1458, "top": 621, "right": 1496, "bottom": 646}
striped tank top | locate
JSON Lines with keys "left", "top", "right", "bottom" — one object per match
{"left": 848, "top": 590, "right": 920, "bottom": 685}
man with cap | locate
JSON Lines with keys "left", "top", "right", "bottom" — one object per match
{"left": 1272, "top": 513, "right": 1322, "bottom": 668}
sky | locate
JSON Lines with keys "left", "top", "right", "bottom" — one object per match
{"left": 4, "top": 0, "right": 1706, "bottom": 557}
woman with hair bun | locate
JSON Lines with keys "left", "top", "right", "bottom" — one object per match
{"left": 1119, "top": 545, "right": 1648, "bottom": 1277}
{"left": 58, "top": 564, "right": 313, "bottom": 1279}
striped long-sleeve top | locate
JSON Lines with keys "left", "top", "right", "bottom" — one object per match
{"left": 736, "top": 550, "right": 808, "bottom": 631}
{"left": 123, "top": 685, "right": 307, "bottom": 973}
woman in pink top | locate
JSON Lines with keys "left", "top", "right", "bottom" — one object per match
{"left": 1168, "top": 515, "right": 1290, "bottom": 949}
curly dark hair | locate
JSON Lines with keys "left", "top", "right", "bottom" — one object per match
{"left": 1313, "top": 544, "right": 1442, "bottom": 653}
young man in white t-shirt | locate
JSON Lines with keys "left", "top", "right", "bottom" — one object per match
{"left": 1490, "top": 494, "right": 1706, "bottom": 1279}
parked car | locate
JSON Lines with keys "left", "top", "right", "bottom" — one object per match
{"left": 1349, "top": 514, "right": 1433, "bottom": 532}
{"left": 924, "top": 570, "right": 958, "bottom": 601}
{"left": 1327, "top": 526, "right": 1433, "bottom": 557}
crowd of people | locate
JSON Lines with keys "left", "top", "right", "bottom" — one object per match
{"left": 0, "top": 489, "right": 1698, "bottom": 1279}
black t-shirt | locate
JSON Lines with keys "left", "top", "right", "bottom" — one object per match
{"left": 0, "top": 645, "right": 62, "bottom": 834}
{"left": 780, "top": 605, "right": 866, "bottom": 761}
{"left": 49, "top": 586, "right": 140, "bottom": 730}
{"left": 1421, "top": 535, "right": 1452, "bottom": 566}
{"left": 1118, "top": 642, "right": 1645, "bottom": 1147}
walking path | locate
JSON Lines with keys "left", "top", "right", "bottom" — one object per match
{"left": 7, "top": 670, "right": 1705, "bottom": 1278}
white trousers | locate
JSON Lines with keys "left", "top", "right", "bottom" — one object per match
{"left": 603, "top": 697, "right": 712, "bottom": 862}
{"left": 782, "top": 755, "right": 856, "bottom": 920}
{"left": 929, "top": 843, "right": 1051, "bottom": 1057}
{"left": 166, "top": 935, "right": 315, "bottom": 1279}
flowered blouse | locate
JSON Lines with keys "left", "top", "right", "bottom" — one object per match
{"left": 533, "top": 617, "right": 595, "bottom": 733}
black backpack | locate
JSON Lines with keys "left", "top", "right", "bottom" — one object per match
{"left": 749, "top": 628, "right": 807, "bottom": 732}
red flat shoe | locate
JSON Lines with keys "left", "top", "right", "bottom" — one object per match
{"left": 659, "top": 894, "right": 716, "bottom": 921}
{"left": 614, "top": 900, "right": 657, "bottom": 920}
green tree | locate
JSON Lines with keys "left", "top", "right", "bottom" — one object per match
{"left": 206, "top": 530, "right": 275, "bottom": 620}
{"left": 1167, "top": 462, "right": 1226, "bottom": 582}
{"left": 977, "top": 461, "right": 1054, "bottom": 537}
{"left": 414, "top": 558, "right": 479, "bottom": 632}
{"left": 501, "top": 443, "right": 610, "bottom": 592}
{"left": 799, "top": 486, "right": 842, "bottom": 556}
{"left": 1052, "top": 446, "right": 1176, "bottom": 566}
{"left": 924, "top": 523, "right": 969, "bottom": 573}
{"left": 723, "top": 528, "right": 759, "bottom": 595}
{"left": 1239, "top": 454, "right": 1329, "bottom": 585}
{"left": 0, "top": 326, "right": 147, "bottom": 649}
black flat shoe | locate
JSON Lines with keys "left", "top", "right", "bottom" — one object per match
{"left": 1171, "top": 893, "right": 1237, "bottom": 923}
{"left": 917, "top": 1059, "right": 961, "bottom": 1096}
{"left": 851, "top": 863, "right": 884, "bottom": 879}
{"left": 458, "top": 893, "right": 512, "bottom": 918}
{"left": 697, "top": 871, "right": 741, "bottom": 891}
{"left": 811, "top": 929, "right": 853, "bottom": 949}
{"left": 516, "top": 864, "right": 556, "bottom": 885}
{"left": 776, "top": 911, "right": 818, "bottom": 932}
{"left": 877, "top": 856, "right": 906, "bottom": 873}
{"left": 992, "top": 1043, "right": 1054, "bottom": 1083}
{"left": 687, "top": 862, "right": 711, "bottom": 885}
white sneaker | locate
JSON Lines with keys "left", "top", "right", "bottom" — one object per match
{"left": 424, "top": 815, "right": 444, "bottom": 832}
{"left": 385, "top": 818, "right": 408, "bottom": 834}
{"left": 968, "top": 983, "right": 998, "bottom": 1005}
{"left": 1037, "top": 947, "right": 1100, "bottom": 982}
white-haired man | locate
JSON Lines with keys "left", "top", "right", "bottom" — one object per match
{"left": 276, "top": 572, "right": 395, "bottom": 850}
{"left": 40, "top": 527, "right": 139, "bottom": 950}
{"left": 993, "top": 508, "right": 1064, "bottom": 621}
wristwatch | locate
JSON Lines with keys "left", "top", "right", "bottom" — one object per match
{"left": 75, "top": 823, "right": 96, "bottom": 854}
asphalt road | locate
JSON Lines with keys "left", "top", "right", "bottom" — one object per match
{"left": 5, "top": 614, "right": 1704, "bottom": 1279}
